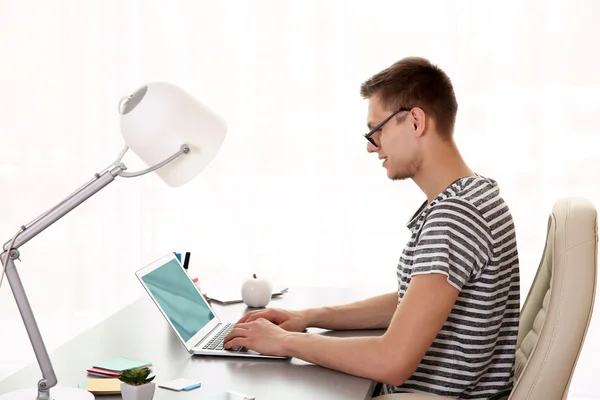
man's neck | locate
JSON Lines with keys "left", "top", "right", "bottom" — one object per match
{"left": 412, "top": 139, "right": 474, "bottom": 204}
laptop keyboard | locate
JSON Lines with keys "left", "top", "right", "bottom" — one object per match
{"left": 202, "top": 322, "right": 249, "bottom": 352}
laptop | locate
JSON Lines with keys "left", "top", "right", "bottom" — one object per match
{"left": 135, "top": 252, "right": 286, "bottom": 359}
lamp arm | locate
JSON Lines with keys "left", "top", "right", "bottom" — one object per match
{"left": 2, "top": 144, "right": 188, "bottom": 251}
{"left": 117, "top": 144, "right": 190, "bottom": 178}
{"left": 0, "top": 165, "right": 124, "bottom": 400}
{"left": 0, "top": 144, "right": 190, "bottom": 400}
{"left": 3, "top": 165, "right": 124, "bottom": 252}
{"left": 4, "top": 170, "right": 118, "bottom": 252}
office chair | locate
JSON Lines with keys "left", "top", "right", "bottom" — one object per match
{"left": 376, "top": 197, "right": 598, "bottom": 400}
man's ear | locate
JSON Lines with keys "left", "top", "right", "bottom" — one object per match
{"left": 410, "top": 107, "right": 427, "bottom": 137}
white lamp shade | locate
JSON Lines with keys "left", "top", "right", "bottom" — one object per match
{"left": 119, "top": 82, "right": 227, "bottom": 187}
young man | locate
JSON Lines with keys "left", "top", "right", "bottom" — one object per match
{"left": 224, "top": 57, "right": 520, "bottom": 399}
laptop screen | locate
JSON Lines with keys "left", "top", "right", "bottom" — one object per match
{"left": 140, "top": 258, "right": 215, "bottom": 342}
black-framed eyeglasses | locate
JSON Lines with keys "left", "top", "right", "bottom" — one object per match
{"left": 364, "top": 108, "right": 412, "bottom": 146}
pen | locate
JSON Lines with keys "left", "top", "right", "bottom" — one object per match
{"left": 183, "top": 252, "right": 191, "bottom": 270}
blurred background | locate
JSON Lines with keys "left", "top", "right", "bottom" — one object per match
{"left": 1, "top": 0, "right": 600, "bottom": 398}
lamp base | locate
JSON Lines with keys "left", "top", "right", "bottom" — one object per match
{"left": 0, "top": 386, "right": 94, "bottom": 400}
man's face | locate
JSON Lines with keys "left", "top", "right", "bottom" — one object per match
{"left": 365, "top": 94, "right": 421, "bottom": 181}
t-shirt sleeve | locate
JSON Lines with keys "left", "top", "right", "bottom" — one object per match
{"left": 411, "top": 198, "right": 493, "bottom": 291}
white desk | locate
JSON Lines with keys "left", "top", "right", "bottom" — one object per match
{"left": 0, "top": 286, "right": 386, "bottom": 399}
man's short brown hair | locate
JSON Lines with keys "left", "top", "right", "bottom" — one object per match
{"left": 360, "top": 57, "right": 458, "bottom": 139}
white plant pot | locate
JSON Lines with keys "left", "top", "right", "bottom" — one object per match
{"left": 121, "top": 382, "right": 156, "bottom": 400}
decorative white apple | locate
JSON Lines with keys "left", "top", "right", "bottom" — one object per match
{"left": 241, "top": 274, "right": 273, "bottom": 308}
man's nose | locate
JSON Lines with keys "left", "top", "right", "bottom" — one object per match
{"left": 366, "top": 140, "right": 379, "bottom": 153}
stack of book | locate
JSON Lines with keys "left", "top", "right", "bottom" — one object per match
{"left": 85, "top": 356, "right": 152, "bottom": 378}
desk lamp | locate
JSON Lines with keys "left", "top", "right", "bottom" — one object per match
{"left": 0, "top": 82, "right": 227, "bottom": 400}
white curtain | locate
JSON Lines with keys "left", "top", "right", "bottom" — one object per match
{"left": 1, "top": 0, "right": 599, "bottom": 396}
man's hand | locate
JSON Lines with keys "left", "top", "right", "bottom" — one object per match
{"left": 236, "top": 308, "right": 308, "bottom": 332}
{"left": 223, "top": 318, "right": 291, "bottom": 357}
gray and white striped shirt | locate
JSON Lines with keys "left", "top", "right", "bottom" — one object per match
{"left": 382, "top": 175, "right": 520, "bottom": 399}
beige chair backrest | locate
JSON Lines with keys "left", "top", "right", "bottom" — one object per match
{"left": 510, "top": 197, "right": 598, "bottom": 400}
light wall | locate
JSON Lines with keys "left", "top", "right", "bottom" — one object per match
{"left": 1, "top": 0, "right": 600, "bottom": 397}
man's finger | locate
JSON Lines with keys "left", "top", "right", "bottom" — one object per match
{"left": 233, "top": 322, "right": 256, "bottom": 330}
{"left": 243, "top": 312, "right": 267, "bottom": 323}
{"left": 237, "top": 310, "right": 259, "bottom": 323}
{"left": 224, "top": 326, "right": 249, "bottom": 343}
{"left": 247, "top": 309, "right": 280, "bottom": 323}
{"left": 224, "top": 337, "right": 246, "bottom": 350}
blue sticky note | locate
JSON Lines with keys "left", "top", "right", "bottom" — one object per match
{"left": 93, "top": 357, "right": 152, "bottom": 372}
{"left": 175, "top": 252, "right": 182, "bottom": 262}
{"left": 158, "top": 378, "right": 201, "bottom": 391}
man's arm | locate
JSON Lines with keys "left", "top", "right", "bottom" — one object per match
{"left": 303, "top": 291, "right": 398, "bottom": 330}
{"left": 282, "top": 274, "right": 459, "bottom": 386}
{"left": 237, "top": 291, "right": 399, "bottom": 332}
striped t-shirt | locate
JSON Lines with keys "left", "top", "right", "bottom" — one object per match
{"left": 381, "top": 175, "right": 520, "bottom": 399}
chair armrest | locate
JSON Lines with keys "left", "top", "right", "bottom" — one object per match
{"left": 375, "top": 394, "right": 454, "bottom": 399}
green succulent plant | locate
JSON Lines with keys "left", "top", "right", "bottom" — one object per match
{"left": 118, "top": 367, "right": 155, "bottom": 386}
